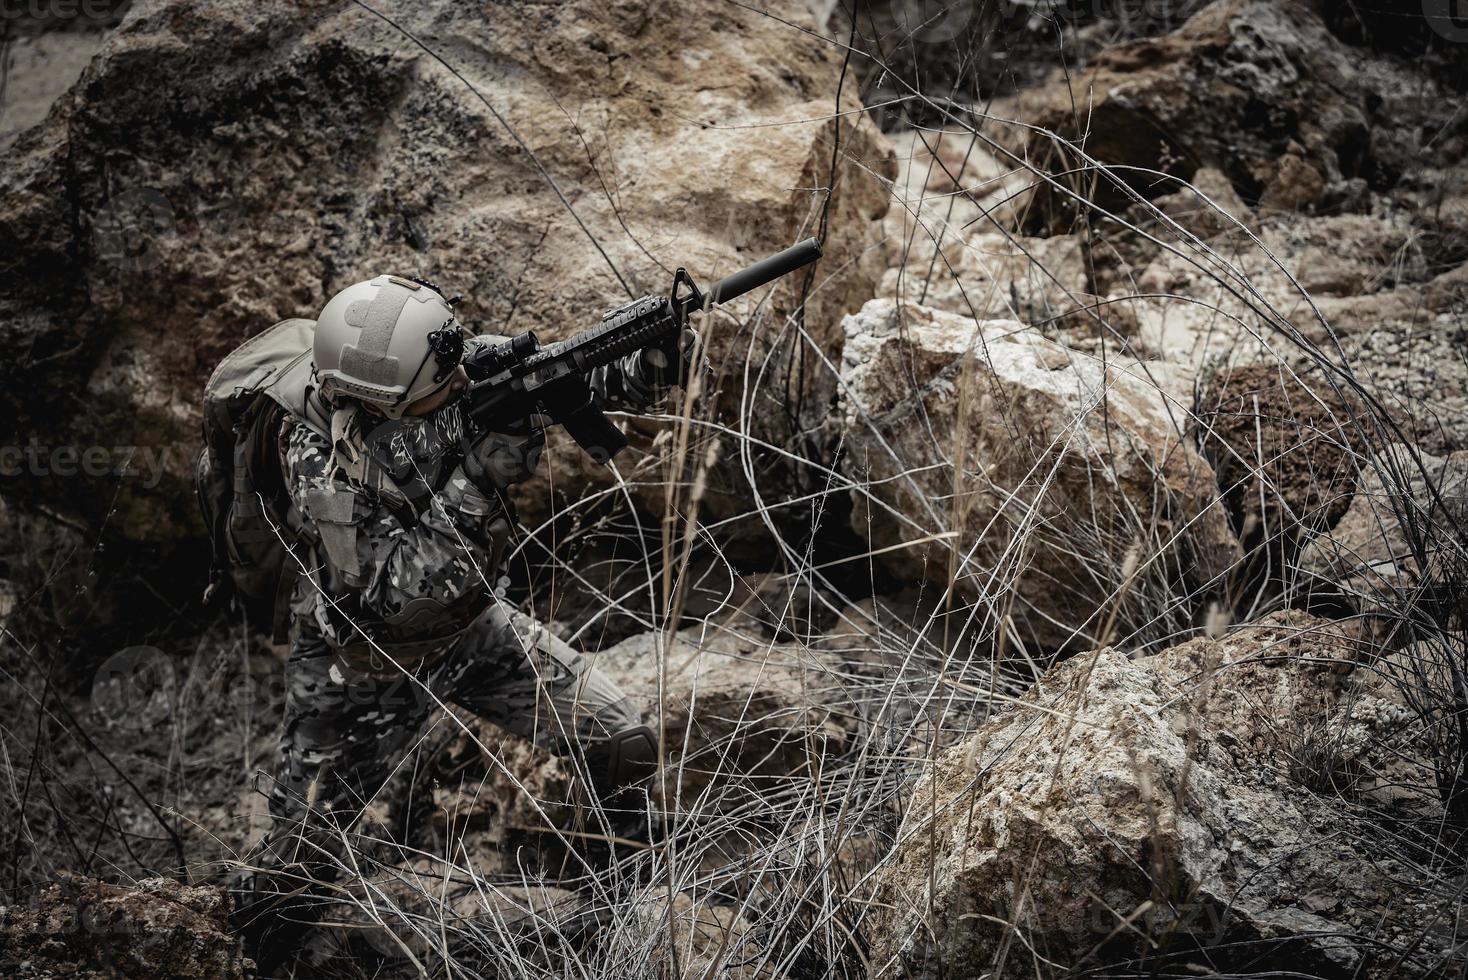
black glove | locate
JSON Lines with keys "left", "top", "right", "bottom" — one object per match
{"left": 638, "top": 327, "right": 706, "bottom": 391}
{"left": 460, "top": 421, "right": 545, "bottom": 491}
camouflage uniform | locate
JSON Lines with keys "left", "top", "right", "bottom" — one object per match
{"left": 232, "top": 340, "right": 676, "bottom": 962}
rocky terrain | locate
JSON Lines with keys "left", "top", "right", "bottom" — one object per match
{"left": 0, "top": 0, "right": 1465, "bottom": 977}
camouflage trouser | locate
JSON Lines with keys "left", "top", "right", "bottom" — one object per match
{"left": 230, "top": 604, "right": 655, "bottom": 956}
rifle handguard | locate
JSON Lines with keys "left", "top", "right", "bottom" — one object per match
{"left": 461, "top": 237, "right": 822, "bottom": 464}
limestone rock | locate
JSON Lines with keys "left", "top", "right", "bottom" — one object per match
{"left": 1298, "top": 447, "right": 1468, "bottom": 625}
{"left": 839, "top": 298, "right": 1237, "bottom": 653}
{"left": 1312, "top": 252, "right": 1468, "bottom": 455}
{"left": 0, "top": 0, "right": 894, "bottom": 552}
{"left": 1196, "top": 361, "right": 1361, "bottom": 561}
{"left": 880, "top": 128, "right": 1038, "bottom": 244}
{"left": 878, "top": 231, "right": 1088, "bottom": 328}
{"left": 1259, "top": 144, "right": 1327, "bottom": 213}
{"left": 597, "top": 624, "right": 850, "bottom": 806}
{"left": 868, "top": 611, "right": 1436, "bottom": 978}
{"left": 632, "top": 893, "right": 771, "bottom": 980}
{"left": 993, "top": 0, "right": 1461, "bottom": 226}
{"left": 0, "top": 874, "right": 247, "bottom": 979}
{"left": 1127, "top": 206, "right": 1464, "bottom": 373}
{"left": 1150, "top": 166, "right": 1258, "bottom": 239}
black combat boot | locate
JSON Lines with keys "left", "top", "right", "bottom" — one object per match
{"left": 558, "top": 724, "right": 668, "bottom": 899}
{"left": 228, "top": 865, "right": 321, "bottom": 977}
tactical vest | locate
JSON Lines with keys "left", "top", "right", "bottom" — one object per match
{"left": 199, "top": 323, "right": 502, "bottom": 662}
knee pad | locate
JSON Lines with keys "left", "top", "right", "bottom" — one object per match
{"left": 593, "top": 724, "right": 658, "bottom": 797}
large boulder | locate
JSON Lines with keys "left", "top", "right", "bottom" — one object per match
{"left": 1298, "top": 447, "right": 1468, "bottom": 626}
{"left": 992, "top": 0, "right": 1463, "bottom": 225}
{"left": 867, "top": 611, "right": 1440, "bottom": 978}
{"left": 838, "top": 298, "right": 1237, "bottom": 653}
{"left": 418, "top": 621, "right": 851, "bottom": 853}
{"left": 1126, "top": 199, "right": 1468, "bottom": 453}
{"left": 875, "top": 130, "right": 1140, "bottom": 356}
{"left": 1196, "top": 361, "right": 1361, "bottom": 563}
{"left": 878, "top": 228, "right": 1143, "bottom": 360}
{"left": 0, "top": 0, "right": 893, "bottom": 552}
{"left": 1312, "top": 247, "right": 1468, "bottom": 455}
{"left": 597, "top": 624, "right": 851, "bottom": 808}
{"left": 0, "top": 874, "right": 247, "bottom": 979}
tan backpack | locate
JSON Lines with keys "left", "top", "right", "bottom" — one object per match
{"left": 195, "top": 318, "right": 328, "bottom": 635}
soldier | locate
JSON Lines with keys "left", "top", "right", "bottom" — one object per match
{"left": 228, "top": 274, "right": 696, "bottom": 971}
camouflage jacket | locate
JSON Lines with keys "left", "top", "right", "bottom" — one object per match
{"left": 284, "top": 337, "right": 676, "bottom": 663}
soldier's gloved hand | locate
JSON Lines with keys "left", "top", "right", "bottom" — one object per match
{"left": 460, "top": 422, "right": 545, "bottom": 491}
{"left": 638, "top": 327, "right": 707, "bottom": 391}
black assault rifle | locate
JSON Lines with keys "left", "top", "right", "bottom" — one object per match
{"left": 462, "top": 237, "right": 822, "bottom": 463}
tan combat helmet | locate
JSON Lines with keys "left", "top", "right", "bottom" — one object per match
{"left": 312, "top": 275, "right": 467, "bottom": 418}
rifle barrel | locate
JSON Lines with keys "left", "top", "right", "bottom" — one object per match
{"left": 706, "top": 237, "right": 822, "bottom": 306}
